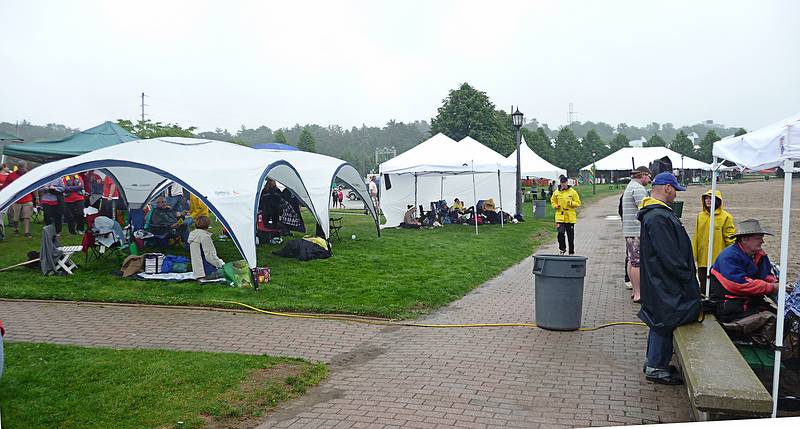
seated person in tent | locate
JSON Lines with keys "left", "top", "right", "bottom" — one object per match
{"left": 259, "top": 179, "right": 282, "bottom": 227}
{"left": 399, "top": 205, "right": 422, "bottom": 229}
{"left": 187, "top": 215, "right": 224, "bottom": 280}
{"left": 709, "top": 218, "right": 796, "bottom": 355}
{"left": 147, "top": 196, "right": 189, "bottom": 246}
{"left": 451, "top": 198, "right": 465, "bottom": 214}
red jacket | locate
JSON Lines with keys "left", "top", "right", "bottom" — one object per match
{"left": 63, "top": 175, "right": 85, "bottom": 203}
{"left": 0, "top": 319, "right": 4, "bottom": 336}
{"left": 4, "top": 171, "right": 33, "bottom": 204}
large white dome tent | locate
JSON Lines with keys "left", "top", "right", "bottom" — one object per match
{"left": 0, "top": 137, "right": 378, "bottom": 268}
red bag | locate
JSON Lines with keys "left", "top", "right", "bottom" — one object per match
{"left": 251, "top": 267, "right": 270, "bottom": 291}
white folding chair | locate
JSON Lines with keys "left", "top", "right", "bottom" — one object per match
{"left": 55, "top": 245, "right": 82, "bottom": 275}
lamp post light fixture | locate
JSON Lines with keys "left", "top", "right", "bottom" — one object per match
{"left": 511, "top": 107, "right": 524, "bottom": 220}
{"left": 592, "top": 152, "right": 597, "bottom": 195}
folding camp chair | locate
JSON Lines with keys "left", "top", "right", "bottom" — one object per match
{"left": 82, "top": 215, "right": 128, "bottom": 263}
{"left": 329, "top": 217, "right": 343, "bottom": 241}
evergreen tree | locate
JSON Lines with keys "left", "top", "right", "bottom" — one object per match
{"left": 696, "top": 130, "right": 720, "bottom": 163}
{"left": 644, "top": 134, "right": 667, "bottom": 147}
{"left": 608, "top": 133, "right": 629, "bottom": 153}
{"left": 273, "top": 129, "right": 287, "bottom": 144}
{"left": 670, "top": 130, "right": 694, "bottom": 156}
{"left": 553, "top": 127, "right": 582, "bottom": 175}
{"left": 583, "top": 129, "right": 607, "bottom": 160}
{"left": 734, "top": 128, "right": 748, "bottom": 137}
{"left": 298, "top": 127, "right": 316, "bottom": 152}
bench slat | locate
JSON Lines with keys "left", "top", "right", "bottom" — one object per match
{"left": 673, "top": 314, "right": 772, "bottom": 417}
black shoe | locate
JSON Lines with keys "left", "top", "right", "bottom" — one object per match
{"left": 646, "top": 373, "right": 684, "bottom": 385}
{"left": 643, "top": 364, "right": 679, "bottom": 374}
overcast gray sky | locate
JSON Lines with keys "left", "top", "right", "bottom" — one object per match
{"left": 1, "top": 0, "right": 798, "bottom": 133}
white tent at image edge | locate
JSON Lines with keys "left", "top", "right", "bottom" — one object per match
{"left": 580, "top": 146, "right": 711, "bottom": 172}
{"left": 507, "top": 135, "right": 566, "bottom": 181}
{"left": 707, "top": 113, "right": 800, "bottom": 418}
{"left": 378, "top": 133, "right": 516, "bottom": 228}
{"left": 0, "top": 137, "right": 378, "bottom": 268}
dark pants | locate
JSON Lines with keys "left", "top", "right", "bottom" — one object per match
{"left": 697, "top": 268, "right": 708, "bottom": 294}
{"left": 645, "top": 328, "right": 674, "bottom": 376}
{"left": 43, "top": 203, "right": 63, "bottom": 234}
{"left": 64, "top": 200, "right": 84, "bottom": 234}
{"left": 557, "top": 222, "right": 575, "bottom": 254}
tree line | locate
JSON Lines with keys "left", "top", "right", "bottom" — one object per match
{"left": 2, "top": 82, "right": 747, "bottom": 176}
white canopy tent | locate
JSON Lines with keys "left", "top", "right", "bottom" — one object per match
{"left": 507, "top": 135, "right": 566, "bottom": 181}
{"left": 707, "top": 113, "right": 800, "bottom": 418}
{"left": 378, "top": 133, "right": 516, "bottom": 229}
{"left": 0, "top": 137, "right": 378, "bottom": 268}
{"left": 580, "top": 146, "right": 711, "bottom": 172}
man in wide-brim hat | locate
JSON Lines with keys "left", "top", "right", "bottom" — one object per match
{"left": 709, "top": 219, "right": 780, "bottom": 333}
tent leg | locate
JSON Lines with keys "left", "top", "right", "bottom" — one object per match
{"left": 472, "top": 162, "right": 478, "bottom": 236}
{"left": 705, "top": 157, "right": 718, "bottom": 297}
{"left": 498, "top": 170, "right": 503, "bottom": 228}
{"left": 414, "top": 173, "right": 418, "bottom": 209}
{"left": 771, "top": 159, "right": 794, "bottom": 418}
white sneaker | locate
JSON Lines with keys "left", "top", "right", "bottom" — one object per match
{"left": 624, "top": 281, "right": 633, "bottom": 290}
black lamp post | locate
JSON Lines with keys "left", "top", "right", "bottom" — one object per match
{"left": 512, "top": 107, "right": 524, "bottom": 219}
{"left": 681, "top": 154, "right": 685, "bottom": 186}
{"left": 592, "top": 152, "right": 597, "bottom": 195}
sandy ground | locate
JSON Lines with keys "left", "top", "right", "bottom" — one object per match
{"left": 678, "top": 178, "right": 800, "bottom": 277}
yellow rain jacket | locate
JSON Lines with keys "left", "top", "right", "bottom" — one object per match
{"left": 692, "top": 189, "right": 736, "bottom": 268}
{"left": 189, "top": 193, "right": 209, "bottom": 220}
{"left": 550, "top": 186, "right": 581, "bottom": 223}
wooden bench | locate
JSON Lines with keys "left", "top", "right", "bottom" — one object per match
{"left": 673, "top": 314, "right": 773, "bottom": 420}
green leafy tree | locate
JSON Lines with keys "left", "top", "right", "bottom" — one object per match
{"left": 644, "top": 134, "right": 667, "bottom": 147}
{"left": 116, "top": 119, "right": 196, "bottom": 138}
{"left": 521, "top": 127, "right": 555, "bottom": 164}
{"left": 696, "top": 130, "right": 720, "bottom": 163}
{"left": 670, "top": 130, "right": 694, "bottom": 156}
{"left": 583, "top": 129, "right": 607, "bottom": 160}
{"left": 608, "top": 133, "right": 629, "bottom": 153}
{"left": 734, "top": 128, "right": 748, "bottom": 137}
{"left": 273, "top": 129, "right": 287, "bottom": 144}
{"left": 553, "top": 127, "right": 583, "bottom": 175}
{"left": 429, "top": 82, "right": 513, "bottom": 155}
{"left": 298, "top": 127, "right": 316, "bottom": 152}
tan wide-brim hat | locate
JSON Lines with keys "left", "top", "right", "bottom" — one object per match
{"left": 732, "top": 219, "right": 773, "bottom": 237}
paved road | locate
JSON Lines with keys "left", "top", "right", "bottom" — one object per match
{"left": 0, "top": 193, "right": 691, "bottom": 428}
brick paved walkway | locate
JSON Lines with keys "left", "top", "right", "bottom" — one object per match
{"left": 0, "top": 194, "right": 691, "bottom": 428}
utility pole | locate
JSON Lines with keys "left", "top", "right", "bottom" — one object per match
{"left": 568, "top": 102, "right": 577, "bottom": 124}
{"left": 140, "top": 92, "right": 148, "bottom": 123}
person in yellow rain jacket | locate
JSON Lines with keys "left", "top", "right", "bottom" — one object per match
{"left": 550, "top": 175, "right": 582, "bottom": 255}
{"left": 692, "top": 189, "right": 736, "bottom": 291}
{"left": 188, "top": 192, "right": 209, "bottom": 222}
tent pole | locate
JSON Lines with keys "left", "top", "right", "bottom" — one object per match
{"left": 414, "top": 173, "right": 418, "bottom": 209}
{"left": 771, "top": 158, "right": 794, "bottom": 418}
{"left": 705, "top": 157, "right": 719, "bottom": 297}
{"left": 472, "top": 161, "right": 478, "bottom": 236}
{"left": 440, "top": 176, "right": 444, "bottom": 201}
{"left": 498, "top": 170, "right": 504, "bottom": 228}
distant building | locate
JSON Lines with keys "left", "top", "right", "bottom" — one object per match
{"left": 628, "top": 136, "right": 647, "bottom": 147}
{"left": 703, "top": 119, "right": 725, "bottom": 129}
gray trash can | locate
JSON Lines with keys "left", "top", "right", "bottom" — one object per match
{"left": 533, "top": 200, "right": 547, "bottom": 218}
{"left": 532, "top": 254, "right": 588, "bottom": 330}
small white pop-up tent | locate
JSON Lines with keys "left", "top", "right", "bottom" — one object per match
{"left": 379, "top": 133, "right": 516, "bottom": 230}
{"left": 507, "top": 135, "right": 566, "bottom": 181}
{"left": 581, "top": 146, "right": 711, "bottom": 172}
{"left": 0, "top": 137, "right": 378, "bottom": 268}
{"left": 707, "top": 113, "right": 800, "bottom": 417}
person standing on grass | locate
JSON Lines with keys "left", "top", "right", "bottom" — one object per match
{"left": 550, "top": 175, "right": 581, "bottom": 255}
{"left": 637, "top": 172, "right": 701, "bottom": 385}
{"left": 4, "top": 161, "right": 37, "bottom": 237}
{"left": 692, "top": 189, "right": 735, "bottom": 292}
{"left": 40, "top": 177, "right": 65, "bottom": 236}
{"left": 622, "top": 166, "right": 652, "bottom": 303}
{"left": 62, "top": 174, "right": 86, "bottom": 234}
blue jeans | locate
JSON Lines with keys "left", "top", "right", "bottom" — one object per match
{"left": 645, "top": 328, "right": 673, "bottom": 378}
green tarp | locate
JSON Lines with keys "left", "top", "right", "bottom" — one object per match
{"left": 0, "top": 130, "right": 22, "bottom": 141}
{"left": 2, "top": 121, "right": 138, "bottom": 163}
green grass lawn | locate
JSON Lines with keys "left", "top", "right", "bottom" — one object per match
{"left": 0, "top": 342, "right": 326, "bottom": 429}
{"left": 0, "top": 185, "right": 619, "bottom": 318}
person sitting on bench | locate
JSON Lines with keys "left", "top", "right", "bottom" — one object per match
{"left": 709, "top": 219, "right": 794, "bottom": 348}
{"left": 399, "top": 205, "right": 422, "bottom": 229}
{"left": 188, "top": 215, "right": 224, "bottom": 280}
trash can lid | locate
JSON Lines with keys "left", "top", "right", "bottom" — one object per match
{"left": 533, "top": 253, "right": 588, "bottom": 262}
